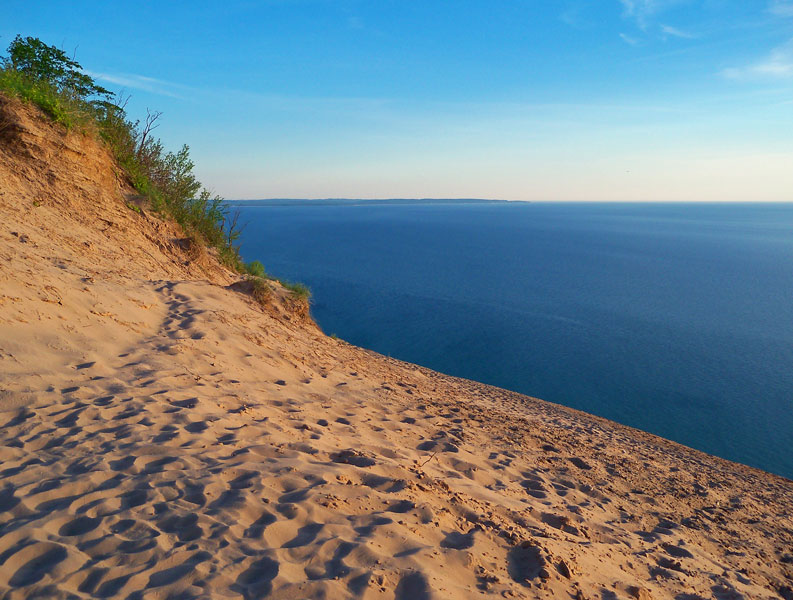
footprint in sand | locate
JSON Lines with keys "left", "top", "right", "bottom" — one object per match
{"left": 153, "top": 425, "right": 179, "bottom": 443}
{"left": 568, "top": 457, "right": 592, "bottom": 470}
{"left": 394, "top": 571, "right": 432, "bottom": 600}
{"left": 233, "top": 556, "right": 279, "bottom": 599}
{"left": 0, "top": 485, "right": 21, "bottom": 511}
{"left": 185, "top": 420, "right": 209, "bottom": 433}
{"left": 520, "top": 476, "right": 548, "bottom": 499}
{"left": 77, "top": 567, "right": 110, "bottom": 595}
{"left": 58, "top": 515, "right": 102, "bottom": 536}
{"left": 146, "top": 550, "right": 211, "bottom": 588}
{"left": 110, "top": 456, "right": 136, "bottom": 471}
{"left": 507, "top": 542, "right": 548, "bottom": 586}
{"left": 7, "top": 543, "right": 69, "bottom": 587}
{"left": 440, "top": 527, "right": 479, "bottom": 550}
{"left": 142, "top": 456, "right": 179, "bottom": 474}
{"left": 387, "top": 499, "right": 415, "bottom": 513}
{"left": 332, "top": 449, "right": 376, "bottom": 467}
{"left": 157, "top": 513, "right": 203, "bottom": 542}
{"left": 169, "top": 398, "right": 198, "bottom": 409}
{"left": 243, "top": 510, "right": 277, "bottom": 539}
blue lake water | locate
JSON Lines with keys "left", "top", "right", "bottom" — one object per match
{"left": 233, "top": 201, "right": 793, "bottom": 479}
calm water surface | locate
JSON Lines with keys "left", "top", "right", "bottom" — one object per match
{"left": 233, "top": 202, "right": 793, "bottom": 479}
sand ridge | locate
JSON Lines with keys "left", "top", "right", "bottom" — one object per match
{"left": 1, "top": 94, "right": 793, "bottom": 599}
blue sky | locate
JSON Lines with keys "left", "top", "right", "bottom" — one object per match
{"left": 3, "top": 1, "right": 793, "bottom": 200}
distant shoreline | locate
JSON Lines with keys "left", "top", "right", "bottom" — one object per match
{"left": 226, "top": 199, "right": 793, "bottom": 207}
{"left": 225, "top": 198, "right": 516, "bottom": 207}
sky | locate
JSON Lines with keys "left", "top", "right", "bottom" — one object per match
{"left": 3, "top": 1, "right": 793, "bottom": 201}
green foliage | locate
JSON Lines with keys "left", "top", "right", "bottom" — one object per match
{"left": 4, "top": 35, "right": 112, "bottom": 102}
{"left": 245, "top": 260, "right": 267, "bottom": 278}
{"left": 0, "top": 68, "right": 89, "bottom": 128}
{"left": 0, "top": 36, "right": 111, "bottom": 129}
{"left": 94, "top": 99, "right": 245, "bottom": 268}
{"left": 279, "top": 280, "right": 311, "bottom": 300}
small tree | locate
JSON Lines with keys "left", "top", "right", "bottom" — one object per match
{"left": 3, "top": 35, "right": 112, "bottom": 104}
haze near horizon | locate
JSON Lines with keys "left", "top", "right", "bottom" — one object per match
{"left": 3, "top": 1, "right": 793, "bottom": 201}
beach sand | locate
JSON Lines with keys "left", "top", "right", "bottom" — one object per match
{"left": 1, "top": 95, "right": 792, "bottom": 599}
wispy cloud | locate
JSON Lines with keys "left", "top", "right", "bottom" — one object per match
{"left": 560, "top": 6, "right": 581, "bottom": 27}
{"left": 660, "top": 24, "right": 696, "bottom": 39}
{"left": 619, "top": 0, "right": 695, "bottom": 37}
{"left": 85, "top": 71, "right": 191, "bottom": 98}
{"left": 769, "top": 0, "right": 793, "bottom": 17}
{"left": 86, "top": 70, "right": 401, "bottom": 116}
{"left": 619, "top": 0, "right": 677, "bottom": 29}
{"left": 619, "top": 33, "right": 640, "bottom": 45}
{"left": 722, "top": 39, "right": 793, "bottom": 80}
{"left": 560, "top": 0, "right": 596, "bottom": 28}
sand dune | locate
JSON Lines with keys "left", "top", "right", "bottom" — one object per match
{"left": 1, "top": 95, "right": 792, "bottom": 599}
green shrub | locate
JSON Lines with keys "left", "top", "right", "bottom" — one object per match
{"left": 0, "top": 35, "right": 111, "bottom": 130}
{"left": 279, "top": 280, "right": 311, "bottom": 300}
{"left": 3, "top": 35, "right": 111, "bottom": 100}
{"left": 0, "top": 68, "right": 89, "bottom": 129}
{"left": 245, "top": 260, "right": 267, "bottom": 278}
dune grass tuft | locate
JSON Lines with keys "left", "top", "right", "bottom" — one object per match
{"left": 248, "top": 276, "right": 272, "bottom": 305}
{"left": 279, "top": 280, "right": 311, "bottom": 300}
{"left": 245, "top": 260, "right": 267, "bottom": 278}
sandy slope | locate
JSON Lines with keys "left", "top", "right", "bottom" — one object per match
{"left": 1, "top": 95, "right": 792, "bottom": 600}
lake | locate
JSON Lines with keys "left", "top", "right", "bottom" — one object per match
{"left": 233, "top": 201, "right": 793, "bottom": 479}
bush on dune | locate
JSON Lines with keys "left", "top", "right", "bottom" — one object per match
{"left": 245, "top": 260, "right": 268, "bottom": 278}
{"left": 98, "top": 103, "right": 243, "bottom": 269}
{"left": 279, "top": 280, "right": 311, "bottom": 301}
{"left": 0, "top": 35, "right": 111, "bottom": 129}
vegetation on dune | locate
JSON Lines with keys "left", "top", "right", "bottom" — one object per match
{"left": 0, "top": 35, "right": 111, "bottom": 130}
{"left": 0, "top": 35, "right": 310, "bottom": 303}
{"left": 244, "top": 260, "right": 268, "bottom": 278}
{"left": 279, "top": 280, "right": 311, "bottom": 300}
{"left": 248, "top": 276, "right": 272, "bottom": 304}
